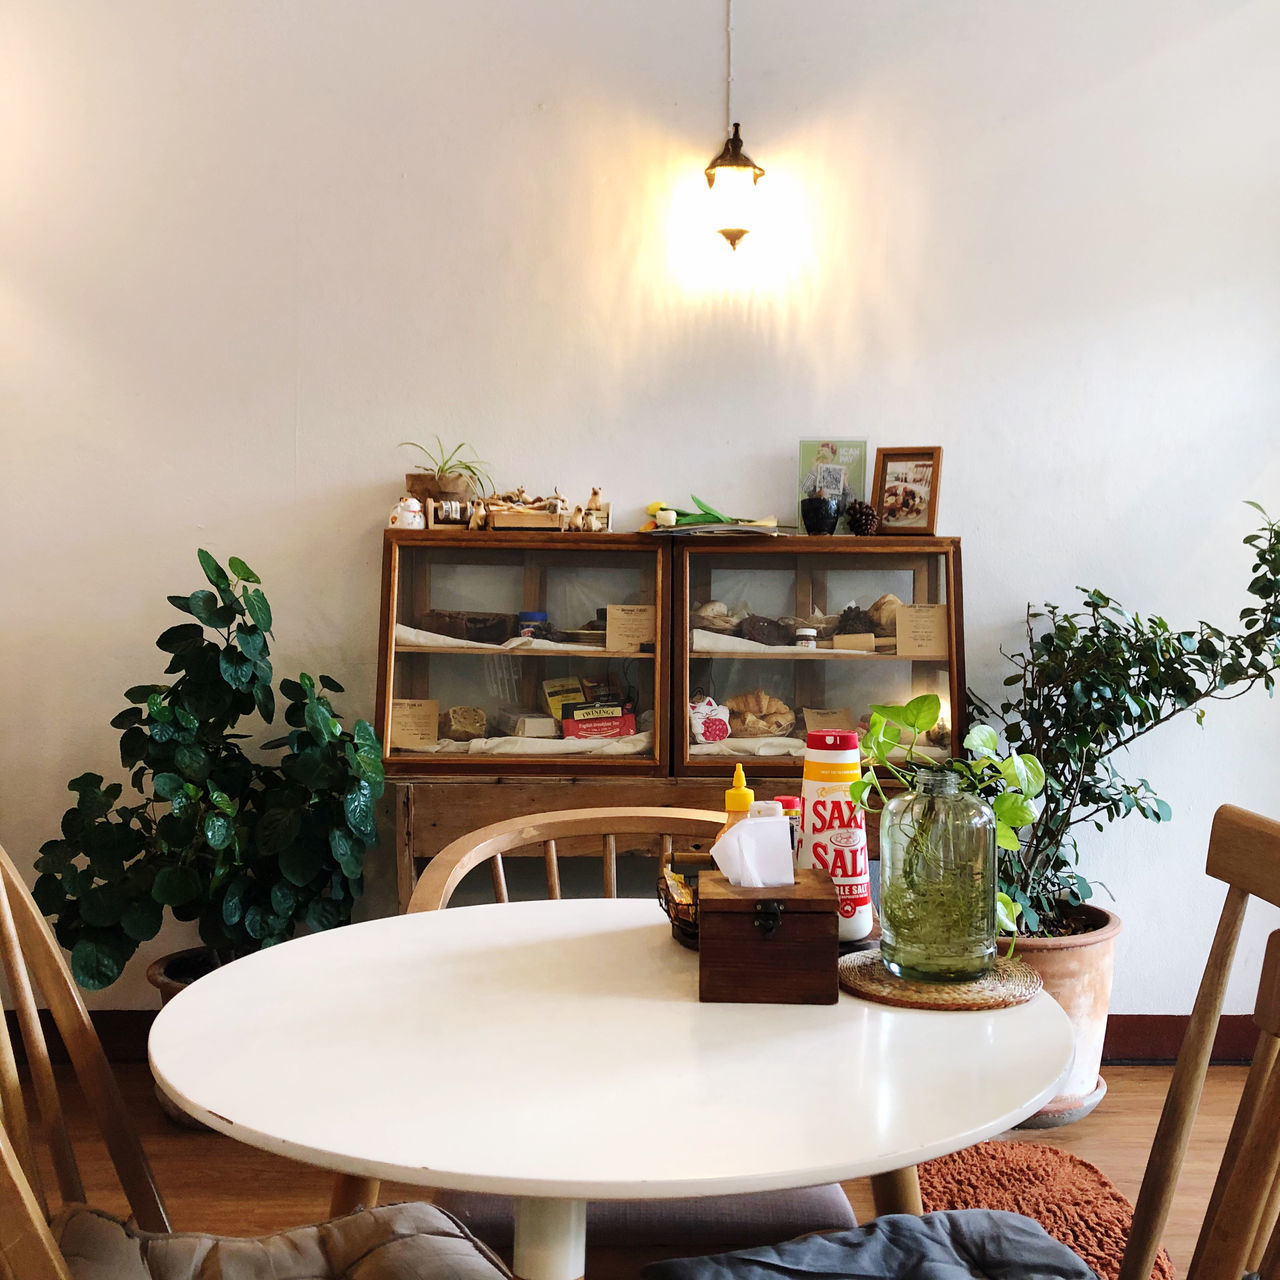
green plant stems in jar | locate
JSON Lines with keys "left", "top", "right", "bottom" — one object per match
{"left": 880, "top": 770, "right": 997, "bottom": 982}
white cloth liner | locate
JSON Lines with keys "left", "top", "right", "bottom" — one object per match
{"left": 689, "top": 737, "right": 947, "bottom": 761}
{"left": 395, "top": 623, "right": 611, "bottom": 652}
{"left": 397, "top": 730, "right": 654, "bottom": 757}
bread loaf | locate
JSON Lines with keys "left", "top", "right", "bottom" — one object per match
{"left": 438, "top": 706, "right": 488, "bottom": 741}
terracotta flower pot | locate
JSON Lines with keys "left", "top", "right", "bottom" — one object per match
{"left": 405, "top": 472, "right": 475, "bottom": 506}
{"left": 1010, "top": 905, "right": 1121, "bottom": 1127}
{"left": 145, "top": 947, "right": 220, "bottom": 1005}
{"left": 146, "top": 948, "right": 222, "bottom": 1128}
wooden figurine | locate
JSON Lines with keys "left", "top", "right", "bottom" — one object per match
{"left": 567, "top": 505, "right": 585, "bottom": 531}
{"left": 586, "top": 487, "right": 604, "bottom": 511}
{"left": 467, "top": 500, "right": 487, "bottom": 531}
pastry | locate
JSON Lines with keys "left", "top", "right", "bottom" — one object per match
{"left": 868, "top": 594, "right": 903, "bottom": 635}
{"left": 724, "top": 689, "right": 795, "bottom": 738}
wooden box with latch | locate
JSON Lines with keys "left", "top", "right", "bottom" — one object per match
{"left": 697, "top": 868, "right": 839, "bottom": 1005}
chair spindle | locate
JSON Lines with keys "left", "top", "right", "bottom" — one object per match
{"left": 602, "top": 835, "right": 617, "bottom": 898}
{"left": 544, "top": 840, "right": 561, "bottom": 899}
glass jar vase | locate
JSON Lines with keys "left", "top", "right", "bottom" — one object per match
{"left": 879, "top": 770, "right": 996, "bottom": 982}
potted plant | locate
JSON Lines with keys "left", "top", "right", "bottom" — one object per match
{"left": 400, "top": 437, "right": 492, "bottom": 506}
{"left": 32, "top": 550, "right": 385, "bottom": 996}
{"left": 970, "top": 502, "right": 1280, "bottom": 1123}
{"left": 852, "top": 695, "right": 1044, "bottom": 981}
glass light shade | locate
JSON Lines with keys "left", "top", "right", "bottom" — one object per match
{"left": 705, "top": 123, "right": 764, "bottom": 250}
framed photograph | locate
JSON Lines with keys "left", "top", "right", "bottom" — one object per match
{"left": 871, "top": 446, "right": 942, "bottom": 535}
{"left": 797, "top": 439, "right": 867, "bottom": 531}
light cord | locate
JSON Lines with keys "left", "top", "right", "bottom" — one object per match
{"left": 725, "top": 0, "right": 734, "bottom": 136}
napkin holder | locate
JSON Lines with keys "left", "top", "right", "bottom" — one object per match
{"left": 698, "top": 868, "right": 839, "bottom": 1005}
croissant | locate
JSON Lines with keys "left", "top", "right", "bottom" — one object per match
{"left": 724, "top": 688, "right": 795, "bottom": 738}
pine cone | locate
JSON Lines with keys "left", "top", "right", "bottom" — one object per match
{"left": 847, "top": 499, "right": 880, "bottom": 536}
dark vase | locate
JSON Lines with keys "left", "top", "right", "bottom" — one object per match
{"left": 801, "top": 496, "right": 840, "bottom": 535}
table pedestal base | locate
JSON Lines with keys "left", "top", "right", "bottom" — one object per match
{"left": 512, "top": 1196, "right": 586, "bottom": 1280}
{"left": 869, "top": 1165, "right": 923, "bottom": 1216}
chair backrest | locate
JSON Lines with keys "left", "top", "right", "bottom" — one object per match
{"left": 1120, "top": 805, "right": 1280, "bottom": 1280}
{"left": 0, "top": 840, "right": 168, "bottom": 1278}
{"left": 407, "top": 806, "right": 726, "bottom": 912}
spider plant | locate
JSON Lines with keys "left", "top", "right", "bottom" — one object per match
{"left": 399, "top": 437, "right": 492, "bottom": 494}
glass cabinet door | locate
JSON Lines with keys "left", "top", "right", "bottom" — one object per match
{"left": 677, "top": 539, "right": 963, "bottom": 776}
{"left": 378, "top": 533, "right": 667, "bottom": 775}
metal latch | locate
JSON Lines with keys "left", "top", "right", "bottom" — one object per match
{"left": 753, "top": 900, "right": 784, "bottom": 938}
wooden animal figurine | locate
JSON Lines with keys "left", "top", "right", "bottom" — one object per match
{"left": 467, "top": 500, "right": 487, "bottom": 531}
{"left": 388, "top": 495, "right": 426, "bottom": 530}
{"left": 567, "top": 505, "right": 585, "bottom": 531}
{"left": 583, "top": 510, "right": 605, "bottom": 533}
{"left": 586, "top": 487, "right": 604, "bottom": 511}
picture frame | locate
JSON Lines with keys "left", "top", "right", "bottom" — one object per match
{"left": 871, "top": 446, "right": 942, "bottom": 535}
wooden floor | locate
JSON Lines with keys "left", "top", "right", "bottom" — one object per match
{"left": 40, "top": 1063, "right": 1243, "bottom": 1273}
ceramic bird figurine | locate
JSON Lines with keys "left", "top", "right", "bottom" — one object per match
{"left": 388, "top": 496, "right": 426, "bottom": 530}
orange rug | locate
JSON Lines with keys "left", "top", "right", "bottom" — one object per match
{"left": 918, "top": 1141, "right": 1175, "bottom": 1280}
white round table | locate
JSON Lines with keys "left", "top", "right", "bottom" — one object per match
{"left": 149, "top": 898, "right": 1074, "bottom": 1280}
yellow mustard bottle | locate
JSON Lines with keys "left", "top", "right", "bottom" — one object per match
{"left": 717, "top": 763, "right": 755, "bottom": 840}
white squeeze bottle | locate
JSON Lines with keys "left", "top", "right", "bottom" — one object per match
{"left": 795, "top": 730, "right": 873, "bottom": 942}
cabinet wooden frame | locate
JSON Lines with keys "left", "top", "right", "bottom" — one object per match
{"left": 375, "top": 529, "right": 672, "bottom": 778}
{"left": 672, "top": 536, "right": 967, "bottom": 779}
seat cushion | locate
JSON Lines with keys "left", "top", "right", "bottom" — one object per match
{"left": 433, "top": 1183, "right": 856, "bottom": 1251}
{"left": 638, "top": 1210, "right": 1098, "bottom": 1279}
{"left": 50, "top": 1201, "right": 511, "bottom": 1280}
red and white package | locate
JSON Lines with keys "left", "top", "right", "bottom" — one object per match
{"left": 689, "top": 697, "right": 731, "bottom": 744}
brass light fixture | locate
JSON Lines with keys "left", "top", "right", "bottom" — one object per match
{"left": 705, "top": 123, "right": 765, "bottom": 250}
{"left": 705, "top": 0, "right": 764, "bottom": 250}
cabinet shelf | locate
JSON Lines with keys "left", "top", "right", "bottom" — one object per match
{"left": 689, "top": 649, "right": 944, "bottom": 662}
{"left": 396, "top": 644, "right": 654, "bottom": 660}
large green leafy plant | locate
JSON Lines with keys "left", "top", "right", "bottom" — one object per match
{"left": 972, "top": 504, "right": 1280, "bottom": 935}
{"left": 34, "top": 551, "right": 384, "bottom": 989}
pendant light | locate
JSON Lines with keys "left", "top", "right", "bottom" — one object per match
{"left": 704, "top": 0, "right": 764, "bottom": 250}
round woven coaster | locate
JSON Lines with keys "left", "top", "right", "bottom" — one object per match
{"left": 838, "top": 948, "right": 1042, "bottom": 1010}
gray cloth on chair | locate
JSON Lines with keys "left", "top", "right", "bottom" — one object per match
{"left": 51, "top": 1201, "right": 511, "bottom": 1280}
{"left": 434, "top": 1184, "right": 856, "bottom": 1252}
{"left": 639, "top": 1210, "right": 1100, "bottom": 1279}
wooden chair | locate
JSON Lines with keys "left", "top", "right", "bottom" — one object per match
{"left": 1118, "top": 803, "right": 1280, "bottom": 1280}
{"left": 406, "top": 805, "right": 726, "bottom": 912}
{"left": 404, "top": 806, "right": 868, "bottom": 1279}
{"left": 0, "top": 841, "right": 509, "bottom": 1280}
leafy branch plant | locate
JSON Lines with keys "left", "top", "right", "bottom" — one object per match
{"left": 972, "top": 503, "right": 1280, "bottom": 935}
{"left": 399, "top": 436, "right": 492, "bottom": 492}
{"left": 33, "top": 551, "right": 385, "bottom": 989}
{"left": 851, "top": 694, "right": 1045, "bottom": 937}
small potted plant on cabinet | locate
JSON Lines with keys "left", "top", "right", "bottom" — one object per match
{"left": 33, "top": 550, "right": 385, "bottom": 997}
{"left": 400, "top": 437, "right": 492, "bottom": 507}
{"left": 972, "top": 502, "right": 1280, "bottom": 1124}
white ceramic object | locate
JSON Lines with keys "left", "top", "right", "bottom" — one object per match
{"left": 388, "top": 495, "right": 425, "bottom": 529}
{"left": 150, "top": 899, "right": 1073, "bottom": 1280}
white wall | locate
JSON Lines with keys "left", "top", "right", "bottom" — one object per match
{"left": 3, "top": 0, "right": 1278, "bottom": 1011}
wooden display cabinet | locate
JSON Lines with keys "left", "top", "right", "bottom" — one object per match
{"left": 378, "top": 530, "right": 967, "bottom": 908}
{"left": 674, "top": 537, "right": 966, "bottom": 779}
{"left": 375, "top": 530, "right": 671, "bottom": 778}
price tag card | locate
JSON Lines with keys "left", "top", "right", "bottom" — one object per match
{"left": 803, "top": 707, "right": 857, "bottom": 731}
{"left": 832, "top": 633, "right": 877, "bottom": 652}
{"left": 895, "top": 605, "right": 950, "bottom": 659}
{"left": 391, "top": 699, "right": 439, "bottom": 750}
{"left": 605, "top": 604, "right": 656, "bottom": 652}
